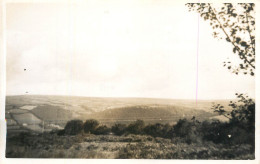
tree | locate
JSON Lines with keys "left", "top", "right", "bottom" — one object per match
{"left": 111, "top": 123, "right": 127, "bottom": 135}
{"left": 186, "top": 3, "right": 255, "bottom": 76}
{"left": 187, "top": 3, "right": 255, "bottom": 138}
{"left": 64, "top": 120, "right": 83, "bottom": 135}
{"left": 92, "top": 125, "right": 111, "bottom": 135}
{"left": 144, "top": 123, "right": 165, "bottom": 137}
{"left": 83, "top": 119, "right": 99, "bottom": 133}
{"left": 212, "top": 94, "right": 255, "bottom": 147}
{"left": 213, "top": 93, "right": 255, "bottom": 128}
{"left": 126, "top": 120, "right": 145, "bottom": 134}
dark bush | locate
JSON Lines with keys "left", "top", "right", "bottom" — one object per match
{"left": 126, "top": 120, "right": 145, "bottom": 134}
{"left": 111, "top": 123, "right": 127, "bottom": 135}
{"left": 64, "top": 120, "right": 83, "bottom": 135}
{"left": 200, "top": 120, "right": 223, "bottom": 143}
{"left": 173, "top": 118, "right": 202, "bottom": 144}
{"left": 144, "top": 123, "right": 164, "bottom": 137}
{"left": 173, "top": 119, "right": 193, "bottom": 137}
{"left": 83, "top": 119, "right": 99, "bottom": 133}
{"left": 212, "top": 94, "right": 255, "bottom": 147}
{"left": 93, "top": 125, "right": 111, "bottom": 135}
{"left": 57, "top": 129, "right": 65, "bottom": 136}
{"left": 163, "top": 123, "right": 175, "bottom": 138}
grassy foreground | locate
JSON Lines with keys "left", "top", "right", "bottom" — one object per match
{"left": 6, "top": 132, "right": 254, "bottom": 159}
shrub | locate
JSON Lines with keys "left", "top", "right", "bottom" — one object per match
{"left": 144, "top": 123, "right": 164, "bottom": 138}
{"left": 143, "top": 123, "right": 173, "bottom": 138}
{"left": 93, "top": 125, "right": 111, "bottom": 135}
{"left": 57, "top": 129, "right": 65, "bottom": 136}
{"left": 212, "top": 94, "right": 255, "bottom": 147}
{"left": 163, "top": 123, "right": 175, "bottom": 138}
{"left": 200, "top": 120, "right": 221, "bottom": 142}
{"left": 173, "top": 119, "right": 193, "bottom": 137}
{"left": 111, "top": 123, "right": 127, "bottom": 135}
{"left": 126, "top": 120, "right": 145, "bottom": 135}
{"left": 173, "top": 118, "right": 202, "bottom": 144}
{"left": 83, "top": 119, "right": 99, "bottom": 133}
{"left": 64, "top": 120, "right": 83, "bottom": 135}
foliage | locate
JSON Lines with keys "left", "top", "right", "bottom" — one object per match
{"left": 144, "top": 123, "right": 173, "bottom": 138}
{"left": 92, "top": 125, "right": 111, "bottom": 135}
{"left": 212, "top": 93, "right": 255, "bottom": 128}
{"left": 186, "top": 3, "right": 255, "bottom": 75}
{"left": 83, "top": 119, "right": 99, "bottom": 133}
{"left": 111, "top": 123, "right": 127, "bottom": 136}
{"left": 64, "top": 120, "right": 83, "bottom": 135}
{"left": 6, "top": 131, "right": 254, "bottom": 159}
{"left": 126, "top": 120, "right": 145, "bottom": 134}
{"left": 173, "top": 118, "right": 202, "bottom": 144}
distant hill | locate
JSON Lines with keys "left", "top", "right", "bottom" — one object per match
{"left": 5, "top": 95, "right": 231, "bottom": 130}
{"left": 6, "top": 95, "right": 233, "bottom": 113}
{"left": 86, "top": 105, "right": 216, "bottom": 125}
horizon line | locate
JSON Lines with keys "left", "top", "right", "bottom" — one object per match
{"left": 5, "top": 94, "right": 240, "bottom": 101}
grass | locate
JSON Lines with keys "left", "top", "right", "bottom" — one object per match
{"left": 6, "top": 132, "right": 254, "bottom": 159}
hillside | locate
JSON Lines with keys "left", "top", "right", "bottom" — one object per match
{"left": 87, "top": 105, "right": 216, "bottom": 125}
{"left": 5, "top": 95, "right": 229, "bottom": 132}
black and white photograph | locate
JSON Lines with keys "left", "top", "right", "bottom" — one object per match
{"left": 0, "top": 0, "right": 258, "bottom": 161}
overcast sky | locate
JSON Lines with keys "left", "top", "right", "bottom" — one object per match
{"left": 6, "top": 1, "right": 255, "bottom": 99}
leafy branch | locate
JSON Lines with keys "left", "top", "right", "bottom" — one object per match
{"left": 186, "top": 3, "right": 255, "bottom": 76}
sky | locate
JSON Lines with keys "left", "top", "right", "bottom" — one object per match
{"left": 5, "top": 1, "right": 255, "bottom": 99}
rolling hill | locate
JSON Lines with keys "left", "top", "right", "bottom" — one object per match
{"left": 5, "top": 95, "right": 231, "bottom": 132}
{"left": 86, "top": 104, "right": 216, "bottom": 125}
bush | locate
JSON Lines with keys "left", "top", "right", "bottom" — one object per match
{"left": 57, "top": 129, "right": 65, "bottom": 136}
{"left": 173, "top": 118, "right": 202, "bottom": 144}
{"left": 144, "top": 123, "right": 164, "bottom": 137}
{"left": 93, "top": 125, "right": 111, "bottom": 135}
{"left": 83, "top": 119, "right": 99, "bottom": 133}
{"left": 64, "top": 120, "right": 83, "bottom": 135}
{"left": 144, "top": 123, "right": 173, "bottom": 138}
{"left": 200, "top": 120, "right": 223, "bottom": 143}
{"left": 111, "top": 123, "right": 127, "bottom": 135}
{"left": 126, "top": 120, "right": 145, "bottom": 135}
{"left": 212, "top": 94, "right": 255, "bottom": 147}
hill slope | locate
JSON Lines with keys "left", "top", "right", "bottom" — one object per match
{"left": 87, "top": 105, "right": 216, "bottom": 125}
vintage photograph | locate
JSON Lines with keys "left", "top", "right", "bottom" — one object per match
{"left": 4, "top": 1, "right": 255, "bottom": 159}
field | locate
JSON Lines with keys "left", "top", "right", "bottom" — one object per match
{"left": 6, "top": 132, "right": 254, "bottom": 159}
{"left": 6, "top": 95, "right": 252, "bottom": 159}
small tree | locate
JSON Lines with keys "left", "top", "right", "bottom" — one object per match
{"left": 126, "top": 120, "right": 145, "bottom": 134}
{"left": 111, "top": 123, "right": 127, "bottom": 135}
{"left": 173, "top": 118, "right": 202, "bottom": 144}
{"left": 144, "top": 123, "right": 164, "bottom": 138}
{"left": 83, "top": 119, "right": 99, "bottom": 133}
{"left": 212, "top": 93, "right": 255, "bottom": 127}
{"left": 64, "top": 120, "right": 83, "bottom": 135}
{"left": 92, "top": 125, "right": 111, "bottom": 135}
{"left": 212, "top": 94, "right": 255, "bottom": 147}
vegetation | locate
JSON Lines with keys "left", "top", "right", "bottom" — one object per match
{"left": 111, "top": 123, "right": 127, "bottom": 135}
{"left": 186, "top": 3, "right": 255, "bottom": 75}
{"left": 64, "top": 120, "right": 83, "bottom": 135}
{"left": 92, "top": 125, "right": 110, "bottom": 135}
{"left": 212, "top": 94, "right": 255, "bottom": 150}
{"left": 83, "top": 119, "right": 99, "bottom": 133}
{"left": 186, "top": 2, "right": 255, "bottom": 154}
{"left": 6, "top": 127, "right": 254, "bottom": 159}
{"left": 6, "top": 90, "right": 255, "bottom": 159}
{"left": 126, "top": 120, "right": 145, "bottom": 135}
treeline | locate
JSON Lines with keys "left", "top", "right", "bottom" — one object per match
{"left": 55, "top": 94, "right": 254, "bottom": 151}
{"left": 57, "top": 117, "right": 254, "bottom": 149}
